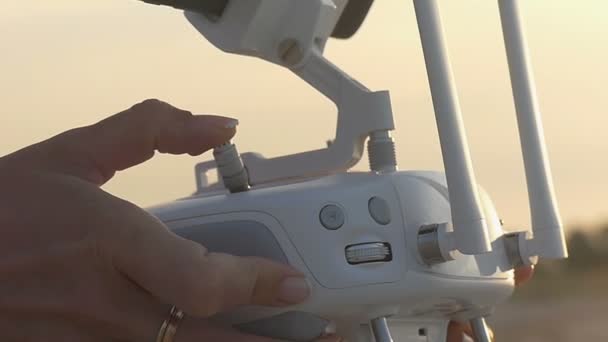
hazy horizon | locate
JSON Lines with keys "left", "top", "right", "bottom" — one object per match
{"left": 1, "top": 0, "right": 607, "bottom": 232}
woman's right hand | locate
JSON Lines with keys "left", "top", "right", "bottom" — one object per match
{"left": 0, "top": 99, "right": 340, "bottom": 342}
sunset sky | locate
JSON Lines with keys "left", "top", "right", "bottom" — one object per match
{"left": 1, "top": 0, "right": 607, "bottom": 232}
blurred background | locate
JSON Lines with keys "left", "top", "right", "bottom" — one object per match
{"left": 1, "top": 0, "right": 606, "bottom": 340}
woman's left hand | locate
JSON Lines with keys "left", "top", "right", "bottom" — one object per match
{"left": 447, "top": 266, "right": 535, "bottom": 341}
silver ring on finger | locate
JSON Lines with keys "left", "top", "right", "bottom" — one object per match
{"left": 156, "top": 306, "right": 184, "bottom": 342}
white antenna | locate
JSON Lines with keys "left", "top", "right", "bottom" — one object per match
{"left": 413, "top": 0, "right": 491, "bottom": 255}
{"left": 498, "top": 0, "right": 568, "bottom": 260}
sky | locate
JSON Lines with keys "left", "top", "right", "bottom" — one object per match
{"left": 1, "top": 0, "right": 607, "bottom": 232}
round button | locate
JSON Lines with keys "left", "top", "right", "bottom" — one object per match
{"left": 319, "top": 204, "right": 345, "bottom": 230}
{"left": 368, "top": 197, "right": 391, "bottom": 225}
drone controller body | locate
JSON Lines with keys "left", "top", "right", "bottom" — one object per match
{"left": 148, "top": 171, "right": 515, "bottom": 341}
{"left": 138, "top": 1, "right": 567, "bottom": 340}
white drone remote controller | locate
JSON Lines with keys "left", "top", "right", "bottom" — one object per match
{"left": 142, "top": 1, "right": 569, "bottom": 341}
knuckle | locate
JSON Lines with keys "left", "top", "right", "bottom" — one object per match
{"left": 128, "top": 99, "right": 169, "bottom": 124}
{"left": 199, "top": 257, "right": 227, "bottom": 294}
{"left": 193, "top": 268, "right": 226, "bottom": 316}
{"left": 105, "top": 212, "right": 146, "bottom": 254}
{"left": 133, "top": 98, "right": 164, "bottom": 111}
{"left": 197, "top": 295, "right": 224, "bottom": 317}
{"left": 128, "top": 99, "right": 192, "bottom": 135}
{"left": 130, "top": 99, "right": 162, "bottom": 120}
{"left": 156, "top": 112, "right": 194, "bottom": 154}
{"left": 159, "top": 111, "right": 192, "bottom": 138}
{"left": 183, "top": 237, "right": 209, "bottom": 256}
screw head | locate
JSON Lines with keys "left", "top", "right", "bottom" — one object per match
{"left": 278, "top": 39, "right": 304, "bottom": 66}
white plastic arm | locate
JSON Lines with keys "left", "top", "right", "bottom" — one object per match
{"left": 242, "top": 51, "right": 394, "bottom": 185}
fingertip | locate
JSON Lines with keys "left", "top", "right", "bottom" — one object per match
{"left": 447, "top": 322, "right": 466, "bottom": 342}
{"left": 276, "top": 276, "right": 311, "bottom": 305}
{"left": 192, "top": 115, "right": 238, "bottom": 130}
{"left": 514, "top": 265, "right": 535, "bottom": 286}
{"left": 221, "top": 118, "right": 240, "bottom": 129}
{"left": 240, "top": 257, "right": 308, "bottom": 307}
{"left": 183, "top": 115, "right": 238, "bottom": 156}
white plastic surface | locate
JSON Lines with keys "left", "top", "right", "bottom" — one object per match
{"left": 330, "top": 320, "right": 449, "bottom": 342}
{"left": 241, "top": 52, "right": 395, "bottom": 185}
{"left": 148, "top": 171, "right": 515, "bottom": 341}
{"left": 184, "top": 0, "right": 344, "bottom": 67}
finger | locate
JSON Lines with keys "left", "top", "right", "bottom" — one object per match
{"left": 462, "top": 322, "right": 473, "bottom": 339}
{"left": 465, "top": 325, "right": 494, "bottom": 342}
{"left": 141, "top": 303, "right": 336, "bottom": 342}
{"left": 12, "top": 99, "right": 237, "bottom": 185}
{"left": 444, "top": 267, "right": 533, "bottom": 342}
{"left": 450, "top": 321, "right": 495, "bottom": 342}
{"left": 123, "top": 300, "right": 285, "bottom": 342}
{"left": 0, "top": 313, "right": 115, "bottom": 342}
{"left": 177, "top": 316, "right": 341, "bottom": 342}
{"left": 78, "top": 267, "right": 279, "bottom": 342}
{"left": 85, "top": 99, "right": 238, "bottom": 178}
{"left": 514, "top": 265, "right": 535, "bottom": 286}
{"left": 447, "top": 321, "right": 466, "bottom": 342}
{"left": 107, "top": 204, "right": 310, "bottom": 317}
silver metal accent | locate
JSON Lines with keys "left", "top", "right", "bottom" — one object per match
{"left": 213, "top": 142, "right": 250, "bottom": 193}
{"left": 470, "top": 317, "right": 491, "bottom": 342}
{"left": 370, "top": 317, "right": 394, "bottom": 342}
{"left": 504, "top": 232, "right": 525, "bottom": 268}
{"left": 368, "top": 130, "right": 397, "bottom": 173}
{"left": 418, "top": 224, "right": 453, "bottom": 265}
{"left": 345, "top": 243, "right": 392, "bottom": 265}
{"left": 319, "top": 204, "right": 345, "bottom": 230}
{"left": 503, "top": 231, "right": 539, "bottom": 268}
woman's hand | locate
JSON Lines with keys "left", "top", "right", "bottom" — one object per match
{"left": 447, "top": 266, "right": 535, "bottom": 341}
{"left": 0, "top": 100, "right": 340, "bottom": 342}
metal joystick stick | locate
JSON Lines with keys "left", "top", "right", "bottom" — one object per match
{"left": 368, "top": 130, "right": 397, "bottom": 173}
{"left": 213, "top": 141, "right": 250, "bottom": 193}
{"left": 470, "top": 317, "right": 492, "bottom": 342}
{"left": 370, "top": 317, "right": 394, "bottom": 342}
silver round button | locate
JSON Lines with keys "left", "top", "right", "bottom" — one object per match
{"left": 319, "top": 204, "right": 345, "bottom": 230}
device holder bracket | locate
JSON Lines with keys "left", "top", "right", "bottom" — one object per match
{"left": 186, "top": 0, "right": 395, "bottom": 188}
{"left": 242, "top": 51, "right": 394, "bottom": 185}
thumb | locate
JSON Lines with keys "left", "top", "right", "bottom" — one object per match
{"left": 108, "top": 206, "right": 310, "bottom": 317}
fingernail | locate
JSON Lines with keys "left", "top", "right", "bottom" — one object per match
{"left": 277, "top": 277, "right": 310, "bottom": 304}
{"left": 221, "top": 118, "right": 239, "bottom": 129}
{"left": 203, "top": 117, "right": 239, "bottom": 130}
{"left": 463, "top": 335, "right": 475, "bottom": 342}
